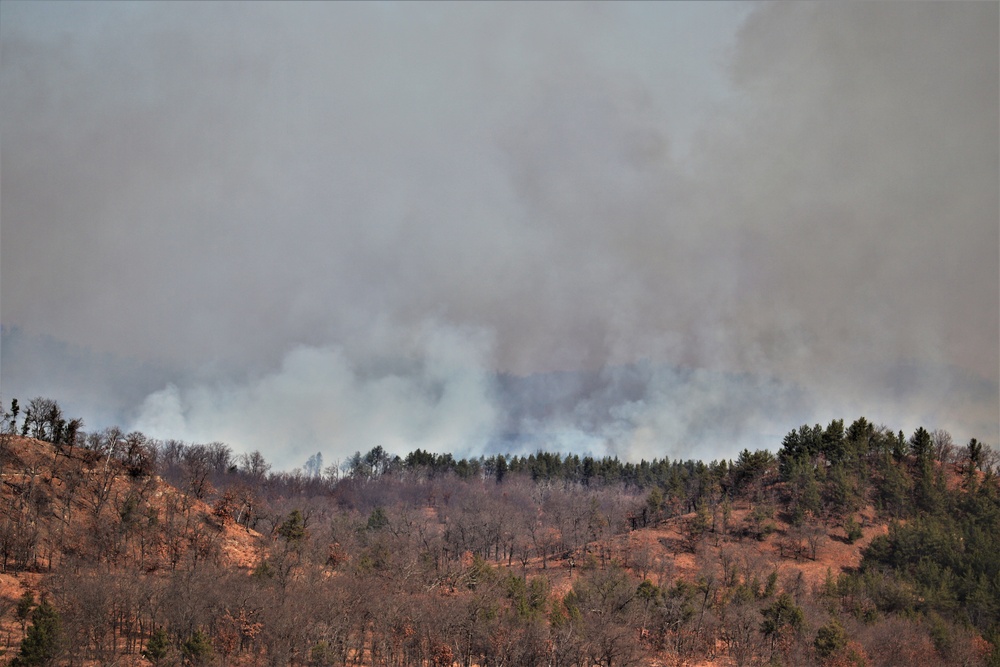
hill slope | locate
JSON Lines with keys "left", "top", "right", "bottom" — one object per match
{"left": 1, "top": 426, "right": 998, "bottom": 666}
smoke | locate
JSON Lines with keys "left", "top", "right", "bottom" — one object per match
{"left": 130, "top": 342, "right": 811, "bottom": 468}
{"left": 0, "top": 325, "right": 174, "bottom": 429}
{"left": 131, "top": 322, "right": 499, "bottom": 469}
{"left": 495, "top": 363, "right": 812, "bottom": 463}
{"left": 2, "top": 2, "right": 996, "bottom": 466}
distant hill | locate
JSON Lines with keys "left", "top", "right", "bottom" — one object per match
{"left": 1, "top": 412, "right": 998, "bottom": 666}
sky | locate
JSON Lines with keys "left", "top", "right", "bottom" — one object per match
{"left": 2, "top": 2, "right": 997, "bottom": 470}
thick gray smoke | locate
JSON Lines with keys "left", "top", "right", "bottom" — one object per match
{"left": 2, "top": 3, "right": 996, "bottom": 469}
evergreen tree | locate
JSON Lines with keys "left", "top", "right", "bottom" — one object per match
{"left": 760, "top": 593, "right": 804, "bottom": 656}
{"left": 11, "top": 599, "right": 61, "bottom": 666}
{"left": 181, "top": 628, "right": 214, "bottom": 666}
{"left": 892, "top": 430, "right": 908, "bottom": 463}
{"left": 15, "top": 590, "right": 34, "bottom": 631}
{"left": 814, "top": 618, "right": 848, "bottom": 659}
{"left": 366, "top": 506, "right": 389, "bottom": 532}
{"left": 2, "top": 398, "right": 18, "bottom": 434}
{"left": 142, "top": 627, "right": 171, "bottom": 666}
{"left": 760, "top": 592, "right": 803, "bottom": 638}
{"left": 278, "top": 509, "right": 307, "bottom": 545}
{"left": 826, "top": 462, "right": 862, "bottom": 519}
{"left": 966, "top": 438, "right": 985, "bottom": 474}
{"left": 494, "top": 454, "right": 508, "bottom": 484}
{"left": 909, "top": 427, "right": 933, "bottom": 462}
{"left": 846, "top": 416, "right": 874, "bottom": 451}
{"left": 821, "top": 418, "right": 846, "bottom": 463}
{"left": 788, "top": 460, "right": 822, "bottom": 525}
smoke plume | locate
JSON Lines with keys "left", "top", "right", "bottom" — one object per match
{"left": 2, "top": 3, "right": 996, "bottom": 467}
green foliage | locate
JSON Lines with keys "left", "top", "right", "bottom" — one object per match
{"left": 780, "top": 420, "right": 854, "bottom": 475}
{"left": 8, "top": 406, "right": 1000, "bottom": 666}
{"left": 846, "top": 417, "right": 875, "bottom": 450}
{"left": 763, "top": 570, "right": 779, "bottom": 598}
{"left": 821, "top": 568, "right": 838, "bottom": 599}
{"left": 11, "top": 599, "right": 61, "bottom": 667}
{"left": 967, "top": 438, "right": 985, "bottom": 473}
{"left": 720, "top": 495, "right": 733, "bottom": 535}
{"left": 779, "top": 424, "right": 822, "bottom": 474}
{"left": 636, "top": 579, "right": 659, "bottom": 603}
{"left": 825, "top": 463, "right": 863, "bottom": 518}
{"left": 859, "top": 472, "right": 1000, "bottom": 647}
{"left": 356, "top": 542, "right": 392, "bottom": 574}
{"left": 646, "top": 487, "right": 663, "bottom": 519}
{"left": 453, "top": 457, "right": 481, "bottom": 479}
{"left": 366, "top": 506, "right": 389, "bottom": 532}
{"left": 15, "top": 590, "right": 34, "bottom": 627}
{"left": 464, "top": 554, "right": 495, "bottom": 590}
{"left": 878, "top": 459, "right": 914, "bottom": 518}
{"left": 560, "top": 589, "right": 582, "bottom": 624}
{"left": 548, "top": 596, "right": 571, "bottom": 628}
{"left": 813, "top": 618, "right": 848, "bottom": 659}
{"left": 278, "top": 508, "right": 307, "bottom": 544}
{"left": 181, "top": 628, "right": 214, "bottom": 665}
{"left": 505, "top": 574, "right": 549, "bottom": 619}
{"left": 787, "top": 460, "right": 822, "bottom": 525}
{"left": 2, "top": 398, "right": 20, "bottom": 434}
{"left": 927, "top": 612, "right": 952, "bottom": 655}
{"left": 690, "top": 505, "right": 711, "bottom": 540}
{"left": 493, "top": 453, "right": 507, "bottom": 483}
{"left": 760, "top": 593, "right": 803, "bottom": 638}
{"left": 909, "top": 426, "right": 933, "bottom": 462}
{"left": 252, "top": 559, "right": 275, "bottom": 580}
{"left": 821, "top": 419, "right": 846, "bottom": 463}
{"left": 892, "top": 430, "right": 908, "bottom": 463}
{"left": 142, "top": 628, "right": 171, "bottom": 665}
{"left": 844, "top": 515, "right": 863, "bottom": 544}
{"left": 748, "top": 501, "right": 777, "bottom": 540}
{"left": 732, "top": 449, "right": 776, "bottom": 492}
{"left": 310, "top": 640, "right": 333, "bottom": 666}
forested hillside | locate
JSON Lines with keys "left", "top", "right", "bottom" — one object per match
{"left": 1, "top": 398, "right": 998, "bottom": 666}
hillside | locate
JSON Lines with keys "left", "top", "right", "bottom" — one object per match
{"left": 1, "top": 416, "right": 998, "bottom": 666}
{"left": 0, "top": 435, "right": 263, "bottom": 665}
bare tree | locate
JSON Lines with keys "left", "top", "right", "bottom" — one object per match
{"left": 22, "top": 397, "right": 61, "bottom": 441}
{"left": 931, "top": 429, "right": 954, "bottom": 463}
{"left": 182, "top": 445, "right": 214, "bottom": 499}
{"left": 87, "top": 427, "right": 125, "bottom": 520}
{"left": 239, "top": 450, "right": 271, "bottom": 482}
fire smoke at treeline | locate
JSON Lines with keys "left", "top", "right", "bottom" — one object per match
{"left": 2, "top": 3, "right": 997, "bottom": 469}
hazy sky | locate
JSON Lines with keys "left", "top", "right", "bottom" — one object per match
{"left": 2, "top": 2, "right": 997, "bottom": 469}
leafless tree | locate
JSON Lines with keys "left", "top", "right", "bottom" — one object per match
{"left": 239, "top": 450, "right": 271, "bottom": 482}
{"left": 931, "top": 429, "right": 955, "bottom": 464}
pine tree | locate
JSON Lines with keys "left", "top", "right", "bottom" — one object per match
{"left": 181, "top": 628, "right": 214, "bottom": 665}
{"left": 366, "top": 506, "right": 389, "bottom": 532}
{"left": 278, "top": 509, "right": 307, "bottom": 544}
{"left": 909, "top": 427, "right": 933, "bottom": 462}
{"left": 760, "top": 593, "right": 803, "bottom": 638}
{"left": 495, "top": 454, "right": 508, "bottom": 484}
{"left": 15, "top": 590, "right": 34, "bottom": 631}
{"left": 814, "top": 618, "right": 848, "bottom": 659}
{"left": 142, "top": 627, "right": 171, "bottom": 666}
{"left": 760, "top": 593, "right": 804, "bottom": 658}
{"left": 11, "top": 599, "right": 61, "bottom": 666}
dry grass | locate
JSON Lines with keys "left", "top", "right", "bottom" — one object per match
{"left": 0, "top": 437, "right": 905, "bottom": 666}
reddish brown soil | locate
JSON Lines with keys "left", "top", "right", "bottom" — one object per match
{"left": 0, "top": 436, "right": 902, "bottom": 666}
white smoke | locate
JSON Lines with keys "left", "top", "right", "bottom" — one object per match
{"left": 131, "top": 321, "right": 498, "bottom": 468}
{"left": 3, "top": 3, "right": 996, "bottom": 464}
